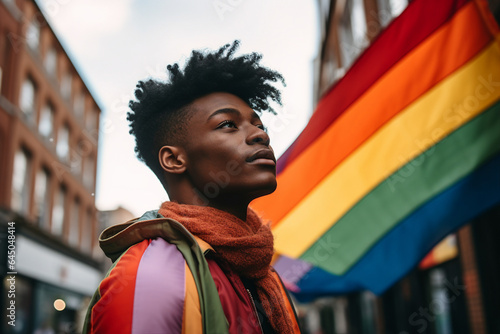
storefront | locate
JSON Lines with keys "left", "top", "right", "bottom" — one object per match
{"left": 2, "top": 234, "right": 102, "bottom": 334}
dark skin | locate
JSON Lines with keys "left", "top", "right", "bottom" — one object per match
{"left": 158, "top": 92, "right": 277, "bottom": 222}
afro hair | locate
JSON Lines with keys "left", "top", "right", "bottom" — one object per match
{"left": 127, "top": 40, "right": 285, "bottom": 176}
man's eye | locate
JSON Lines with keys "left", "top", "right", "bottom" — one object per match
{"left": 217, "top": 120, "right": 237, "bottom": 129}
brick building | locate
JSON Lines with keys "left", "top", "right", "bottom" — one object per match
{"left": 0, "top": 0, "right": 103, "bottom": 332}
{"left": 298, "top": 1, "right": 500, "bottom": 334}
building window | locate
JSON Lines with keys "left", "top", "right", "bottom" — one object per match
{"left": 339, "top": 0, "right": 368, "bottom": 69}
{"left": 61, "top": 73, "right": 72, "bottom": 100}
{"left": 74, "top": 92, "right": 85, "bottom": 119}
{"left": 19, "top": 77, "right": 36, "bottom": 118}
{"left": 2, "top": 0, "right": 17, "bottom": 6}
{"left": 389, "top": 0, "right": 408, "bottom": 17}
{"left": 44, "top": 47, "right": 57, "bottom": 77}
{"left": 332, "top": 297, "right": 349, "bottom": 333}
{"left": 359, "top": 291, "right": 379, "bottom": 334}
{"left": 376, "top": 0, "right": 408, "bottom": 26}
{"left": 56, "top": 124, "right": 70, "bottom": 161}
{"left": 38, "top": 103, "right": 54, "bottom": 139}
{"left": 81, "top": 209, "right": 93, "bottom": 253}
{"left": 51, "top": 185, "right": 65, "bottom": 235}
{"left": 83, "top": 155, "right": 95, "bottom": 190}
{"left": 26, "top": 20, "right": 40, "bottom": 51}
{"left": 85, "top": 108, "right": 99, "bottom": 140}
{"left": 429, "top": 268, "right": 453, "bottom": 334}
{"left": 32, "top": 281, "right": 86, "bottom": 333}
{"left": 11, "top": 149, "right": 31, "bottom": 214}
{"left": 68, "top": 198, "right": 80, "bottom": 247}
{"left": 34, "top": 168, "right": 51, "bottom": 228}
{"left": 351, "top": 0, "right": 368, "bottom": 46}
{"left": 85, "top": 108, "right": 96, "bottom": 130}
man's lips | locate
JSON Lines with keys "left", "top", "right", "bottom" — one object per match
{"left": 246, "top": 149, "right": 276, "bottom": 165}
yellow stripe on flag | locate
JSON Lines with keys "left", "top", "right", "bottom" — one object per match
{"left": 274, "top": 42, "right": 500, "bottom": 258}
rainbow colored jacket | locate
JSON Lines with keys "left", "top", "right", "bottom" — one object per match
{"left": 83, "top": 210, "right": 301, "bottom": 334}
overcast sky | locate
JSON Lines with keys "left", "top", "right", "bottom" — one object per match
{"left": 36, "top": 0, "right": 320, "bottom": 216}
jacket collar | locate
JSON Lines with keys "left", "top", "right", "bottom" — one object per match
{"left": 99, "top": 210, "right": 214, "bottom": 262}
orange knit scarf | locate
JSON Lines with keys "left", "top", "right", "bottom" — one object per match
{"left": 158, "top": 201, "right": 294, "bottom": 333}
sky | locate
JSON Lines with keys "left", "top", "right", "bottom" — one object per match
{"left": 36, "top": 0, "right": 320, "bottom": 216}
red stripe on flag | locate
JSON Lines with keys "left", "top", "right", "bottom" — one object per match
{"left": 277, "top": 0, "right": 469, "bottom": 173}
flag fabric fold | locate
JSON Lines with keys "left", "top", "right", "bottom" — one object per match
{"left": 251, "top": 0, "right": 500, "bottom": 300}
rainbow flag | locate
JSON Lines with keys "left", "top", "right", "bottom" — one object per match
{"left": 252, "top": 0, "right": 500, "bottom": 301}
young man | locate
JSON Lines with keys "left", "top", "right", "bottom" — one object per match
{"left": 83, "top": 41, "right": 301, "bottom": 334}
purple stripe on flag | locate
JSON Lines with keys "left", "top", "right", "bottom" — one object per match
{"left": 132, "top": 238, "right": 185, "bottom": 334}
{"left": 274, "top": 255, "right": 312, "bottom": 285}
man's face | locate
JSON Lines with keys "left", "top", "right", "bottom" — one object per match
{"left": 182, "top": 92, "right": 277, "bottom": 202}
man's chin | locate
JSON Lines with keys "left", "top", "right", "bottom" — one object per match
{"left": 249, "top": 182, "right": 278, "bottom": 200}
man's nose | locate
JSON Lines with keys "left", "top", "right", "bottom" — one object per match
{"left": 247, "top": 127, "right": 270, "bottom": 146}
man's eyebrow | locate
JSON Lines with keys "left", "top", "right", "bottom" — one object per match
{"left": 207, "top": 108, "right": 241, "bottom": 121}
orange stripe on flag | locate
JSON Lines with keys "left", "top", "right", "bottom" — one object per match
{"left": 252, "top": 2, "right": 493, "bottom": 227}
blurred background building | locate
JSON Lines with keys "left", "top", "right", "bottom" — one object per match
{"left": 295, "top": 0, "right": 500, "bottom": 333}
{"left": 96, "top": 206, "right": 135, "bottom": 270}
{"left": 0, "top": 0, "right": 103, "bottom": 332}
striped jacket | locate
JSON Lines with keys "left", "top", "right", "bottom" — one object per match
{"left": 83, "top": 210, "right": 301, "bottom": 334}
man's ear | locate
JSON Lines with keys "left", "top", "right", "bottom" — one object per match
{"left": 159, "top": 145, "right": 187, "bottom": 174}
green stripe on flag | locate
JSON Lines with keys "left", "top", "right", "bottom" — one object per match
{"left": 300, "top": 101, "right": 500, "bottom": 275}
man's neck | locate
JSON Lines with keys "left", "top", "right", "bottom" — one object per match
{"left": 165, "top": 176, "right": 253, "bottom": 222}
